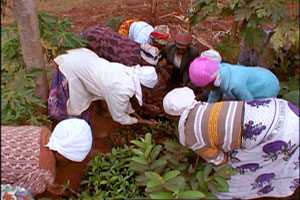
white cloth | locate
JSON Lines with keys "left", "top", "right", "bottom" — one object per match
{"left": 200, "top": 49, "right": 222, "bottom": 63}
{"left": 46, "top": 118, "right": 92, "bottom": 162}
{"left": 129, "top": 21, "right": 154, "bottom": 44}
{"left": 174, "top": 51, "right": 183, "bottom": 69}
{"left": 140, "top": 43, "right": 161, "bottom": 65}
{"left": 125, "top": 65, "right": 158, "bottom": 106}
{"left": 54, "top": 48, "right": 138, "bottom": 125}
{"left": 163, "top": 87, "right": 198, "bottom": 145}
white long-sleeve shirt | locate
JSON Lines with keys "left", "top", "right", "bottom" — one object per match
{"left": 54, "top": 48, "right": 138, "bottom": 125}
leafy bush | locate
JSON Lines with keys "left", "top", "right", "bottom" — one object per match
{"left": 1, "top": 66, "right": 50, "bottom": 125}
{"left": 78, "top": 145, "right": 143, "bottom": 199}
{"left": 278, "top": 76, "right": 299, "bottom": 107}
{"left": 1, "top": 12, "right": 87, "bottom": 126}
{"left": 130, "top": 133, "right": 238, "bottom": 199}
{"left": 187, "top": 0, "right": 299, "bottom": 79}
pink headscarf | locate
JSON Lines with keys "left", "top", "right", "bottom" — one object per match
{"left": 189, "top": 57, "right": 220, "bottom": 87}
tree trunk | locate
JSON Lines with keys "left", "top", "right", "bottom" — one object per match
{"left": 230, "top": 20, "right": 239, "bottom": 41}
{"left": 12, "top": 0, "right": 49, "bottom": 104}
{"left": 149, "top": 0, "right": 158, "bottom": 25}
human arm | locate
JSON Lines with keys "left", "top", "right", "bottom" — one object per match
{"left": 207, "top": 90, "right": 223, "bottom": 103}
{"left": 231, "top": 87, "right": 253, "bottom": 101}
{"left": 131, "top": 112, "right": 158, "bottom": 128}
{"left": 104, "top": 90, "right": 139, "bottom": 125}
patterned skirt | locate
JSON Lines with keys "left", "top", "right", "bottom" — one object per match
{"left": 216, "top": 98, "right": 299, "bottom": 199}
{"left": 48, "top": 68, "right": 90, "bottom": 122}
{"left": 118, "top": 19, "right": 141, "bottom": 37}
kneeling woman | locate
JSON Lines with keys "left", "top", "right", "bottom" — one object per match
{"left": 1, "top": 118, "right": 92, "bottom": 197}
{"left": 163, "top": 87, "right": 299, "bottom": 199}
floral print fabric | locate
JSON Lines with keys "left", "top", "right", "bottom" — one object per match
{"left": 48, "top": 68, "right": 90, "bottom": 122}
{"left": 216, "top": 98, "right": 299, "bottom": 199}
{"left": 1, "top": 184, "right": 34, "bottom": 200}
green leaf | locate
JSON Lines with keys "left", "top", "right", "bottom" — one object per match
{"left": 166, "top": 176, "right": 186, "bottom": 192}
{"left": 207, "top": 181, "right": 220, "bottom": 193}
{"left": 203, "top": 163, "right": 213, "bottom": 181}
{"left": 162, "top": 181, "right": 180, "bottom": 192}
{"left": 130, "top": 162, "right": 150, "bottom": 173}
{"left": 135, "top": 175, "right": 149, "bottom": 186}
{"left": 283, "top": 90, "right": 299, "bottom": 107}
{"left": 151, "top": 158, "right": 167, "bottom": 170}
{"left": 144, "top": 144, "right": 153, "bottom": 159}
{"left": 132, "top": 148, "right": 144, "bottom": 157}
{"left": 164, "top": 140, "right": 181, "bottom": 153}
{"left": 178, "top": 190, "right": 205, "bottom": 198}
{"left": 131, "top": 140, "right": 147, "bottom": 149}
{"left": 145, "top": 171, "right": 163, "bottom": 181}
{"left": 131, "top": 156, "right": 148, "bottom": 165}
{"left": 150, "top": 145, "right": 162, "bottom": 162}
{"left": 149, "top": 192, "right": 174, "bottom": 199}
{"left": 214, "top": 176, "right": 229, "bottom": 192}
{"left": 203, "top": 191, "right": 218, "bottom": 199}
{"left": 196, "top": 171, "right": 207, "bottom": 190}
{"left": 147, "top": 179, "right": 162, "bottom": 188}
{"left": 162, "top": 170, "right": 180, "bottom": 181}
{"left": 145, "top": 132, "right": 152, "bottom": 145}
{"left": 145, "top": 185, "right": 162, "bottom": 193}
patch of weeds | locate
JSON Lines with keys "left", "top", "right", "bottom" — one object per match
{"left": 104, "top": 15, "right": 125, "bottom": 32}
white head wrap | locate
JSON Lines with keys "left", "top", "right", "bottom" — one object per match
{"left": 163, "top": 87, "right": 199, "bottom": 145}
{"left": 46, "top": 118, "right": 93, "bottom": 162}
{"left": 126, "top": 65, "right": 158, "bottom": 106}
{"left": 200, "top": 49, "right": 222, "bottom": 63}
{"left": 140, "top": 43, "right": 161, "bottom": 65}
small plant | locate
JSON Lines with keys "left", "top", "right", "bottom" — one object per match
{"left": 104, "top": 15, "right": 125, "bottom": 32}
{"left": 130, "top": 133, "right": 238, "bottom": 199}
{"left": 78, "top": 145, "right": 143, "bottom": 200}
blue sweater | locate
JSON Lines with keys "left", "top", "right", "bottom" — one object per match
{"left": 208, "top": 63, "right": 280, "bottom": 102}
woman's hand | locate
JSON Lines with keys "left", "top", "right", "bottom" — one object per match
{"left": 47, "top": 183, "right": 66, "bottom": 196}
{"left": 138, "top": 118, "right": 158, "bottom": 128}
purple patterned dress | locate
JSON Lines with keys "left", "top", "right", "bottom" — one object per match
{"left": 80, "top": 25, "right": 142, "bottom": 66}
{"left": 216, "top": 98, "right": 299, "bottom": 199}
{"left": 48, "top": 68, "right": 90, "bottom": 122}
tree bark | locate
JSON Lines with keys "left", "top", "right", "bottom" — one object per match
{"left": 230, "top": 20, "right": 239, "bottom": 41}
{"left": 12, "top": 0, "right": 49, "bottom": 104}
{"left": 149, "top": 0, "right": 158, "bottom": 25}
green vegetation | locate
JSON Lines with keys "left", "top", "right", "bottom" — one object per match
{"left": 104, "top": 15, "right": 125, "bottom": 32}
{"left": 130, "top": 133, "right": 238, "bottom": 199}
{"left": 187, "top": 0, "right": 299, "bottom": 80}
{"left": 78, "top": 145, "right": 144, "bottom": 199}
{"left": 1, "top": 11, "right": 87, "bottom": 126}
{"left": 78, "top": 132, "right": 237, "bottom": 199}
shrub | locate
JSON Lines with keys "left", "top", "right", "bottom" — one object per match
{"left": 130, "top": 133, "right": 238, "bottom": 199}
{"left": 78, "top": 145, "right": 144, "bottom": 199}
{"left": 1, "top": 12, "right": 87, "bottom": 126}
{"left": 187, "top": 0, "right": 299, "bottom": 79}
